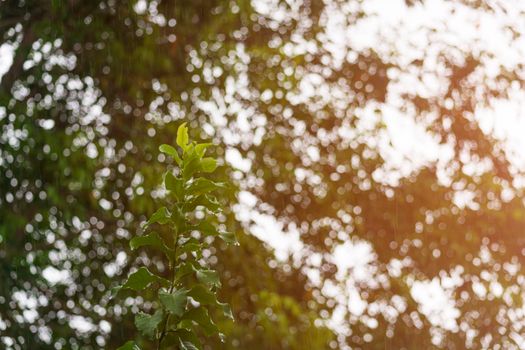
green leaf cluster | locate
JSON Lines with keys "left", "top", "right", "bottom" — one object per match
{"left": 116, "top": 123, "right": 236, "bottom": 349}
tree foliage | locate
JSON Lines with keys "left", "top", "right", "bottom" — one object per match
{"left": 2, "top": 0, "right": 525, "bottom": 349}
{"left": 0, "top": 1, "right": 335, "bottom": 349}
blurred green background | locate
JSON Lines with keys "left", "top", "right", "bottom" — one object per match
{"left": 2, "top": 0, "right": 525, "bottom": 349}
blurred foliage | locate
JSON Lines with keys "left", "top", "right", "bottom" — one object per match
{"left": 2, "top": 0, "right": 525, "bottom": 349}
{"left": 0, "top": 0, "right": 335, "bottom": 349}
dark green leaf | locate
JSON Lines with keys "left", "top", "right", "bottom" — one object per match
{"left": 169, "top": 205, "right": 186, "bottom": 230}
{"left": 110, "top": 286, "right": 122, "bottom": 299}
{"left": 179, "top": 339, "right": 200, "bottom": 350}
{"left": 165, "top": 172, "right": 184, "bottom": 200}
{"left": 121, "top": 267, "right": 169, "bottom": 291}
{"left": 191, "top": 223, "right": 238, "bottom": 244}
{"left": 219, "top": 231, "right": 239, "bottom": 245}
{"left": 218, "top": 302, "right": 234, "bottom": 320}
{"left": 145, "top": 206, "right": 171, "bottom": 227}
{"left": 181, "top": 307, "right": 219, "bottom": 337}
{"left": 173, "top": 329, "right": 202, "bottom": 350}
{"left": 135, "top": 309, "right": 163, "bottom": 338}
{"left": 187, "top": 285, "right": 233, "bottom": 319}
{"left": 130, "top": 232, "right": 172, "bottom": 258}
{"left": 188, "top": 285, "right": 217, "bottom": 305}
{"left": 159, "top": 289, "right": 188, "bottom": 317}
{"left": 185, "top": 195, "right": 221, "bottom": 213}
{"left": 175, "top": 262, "right": 197, "bottom": 283}
{"left": 178, "top": 238, "right": 202, "bottom": 256}
{"left": 116, "top": 341, "right": 141, "bottom": 350}
{"left": 195, "top": 269, "right": 221, "bottom": 288}
{"left": 183, "top": 156, "right": 201, "bottom": 180}
{"left": 187, "top": 178, "right": 225, "bottom": 196}
{"left": 193, "top": 221, "right": 217, "bottom": 236}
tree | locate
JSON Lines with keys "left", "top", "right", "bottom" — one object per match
{"left": 2, "top": 0, "right": 524, "bottom": 349}
{"left": 0, "top": 1, "right": 334, "bottom": 349}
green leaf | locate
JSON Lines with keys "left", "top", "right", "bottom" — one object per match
{"left": 121, "top": 267, "right": 169, "bottom": 291}
{"left": 195, "top": 269, "right": 221, "bottom": 288}
{"left": 188, "top": 285, "right": 217, "bottom": 305}
{"left": 193, "top": 221, "right": 217, "bottom": 236}
{"left": 188, "top": 285, "right": 233, "bottom": 319}
{"left": 159, "top": 144, "right": 182, "bottom": 164}
{"left": 218, "top": 302, "right": 234, "bottom": 320}
{"left": 130, "top": 232, "right": 173, "bottom": 258}
{"left": 181, "top": 307, "right": 219, "bottom": 337}
{"left": 183, "top": 156, "right": 201, "bottom": 180}
{"left": 159, "top": 289, "right": 188, "bottom": 317}
{"left": 179, "top": 243, "right": 201, "bottom": 257}
{"left": 185, "top": 195, "right": 221, "bottom": 213}
{"left": 159, "top": 144, "right": 177, "bottom": 156}
{"left": 195, "top": 143, "right": 212, "bottom": 158}
{"left": 165, "top": 172, "right": 184, "bottom": 200}
{"left": 172, "top": 329, "right": 202, "bottom": 350}
{"left": 179, "top": 339, "right": 200, "bottom": 350}
{"left": 191, "top": 223, "right": 238, "bottom": 245}
{"left": 135, "top": 309, "right": 163, "bottom": 338}
{"left": 200, "top": 158, "right": 217, "bottom": 173}
{"left": 175, "top": 262, "right": 197, "bottom": 283}
{"left": 169, "top": 205, "right": 186, "bottom": 229}
{"left": 116, "top": 341, "right": 141, "bottom": 350}
{"left": 187, "top": 178, "right": 225, "bottom": 196}
{"left": 145, "top": 207, "right": 171, "bottom": 227}
{"left": 177, "top": 122, "right": 189, "bottom": 151}
{"left": 178, "top": 238, "right": 202, "bottom": 257}
{"left": 219, "top": 231, "right": 239, "bottom": 245}
{"left": 110, "top": 286, "right": 122, "bottom": 299}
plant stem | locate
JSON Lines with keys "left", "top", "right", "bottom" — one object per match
{"left": 157, "top": 224, "right": 181, "bottom": 349}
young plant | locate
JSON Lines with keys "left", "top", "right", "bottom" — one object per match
{"left": 115, "top": 123, "right": 237, "bottom": 350}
